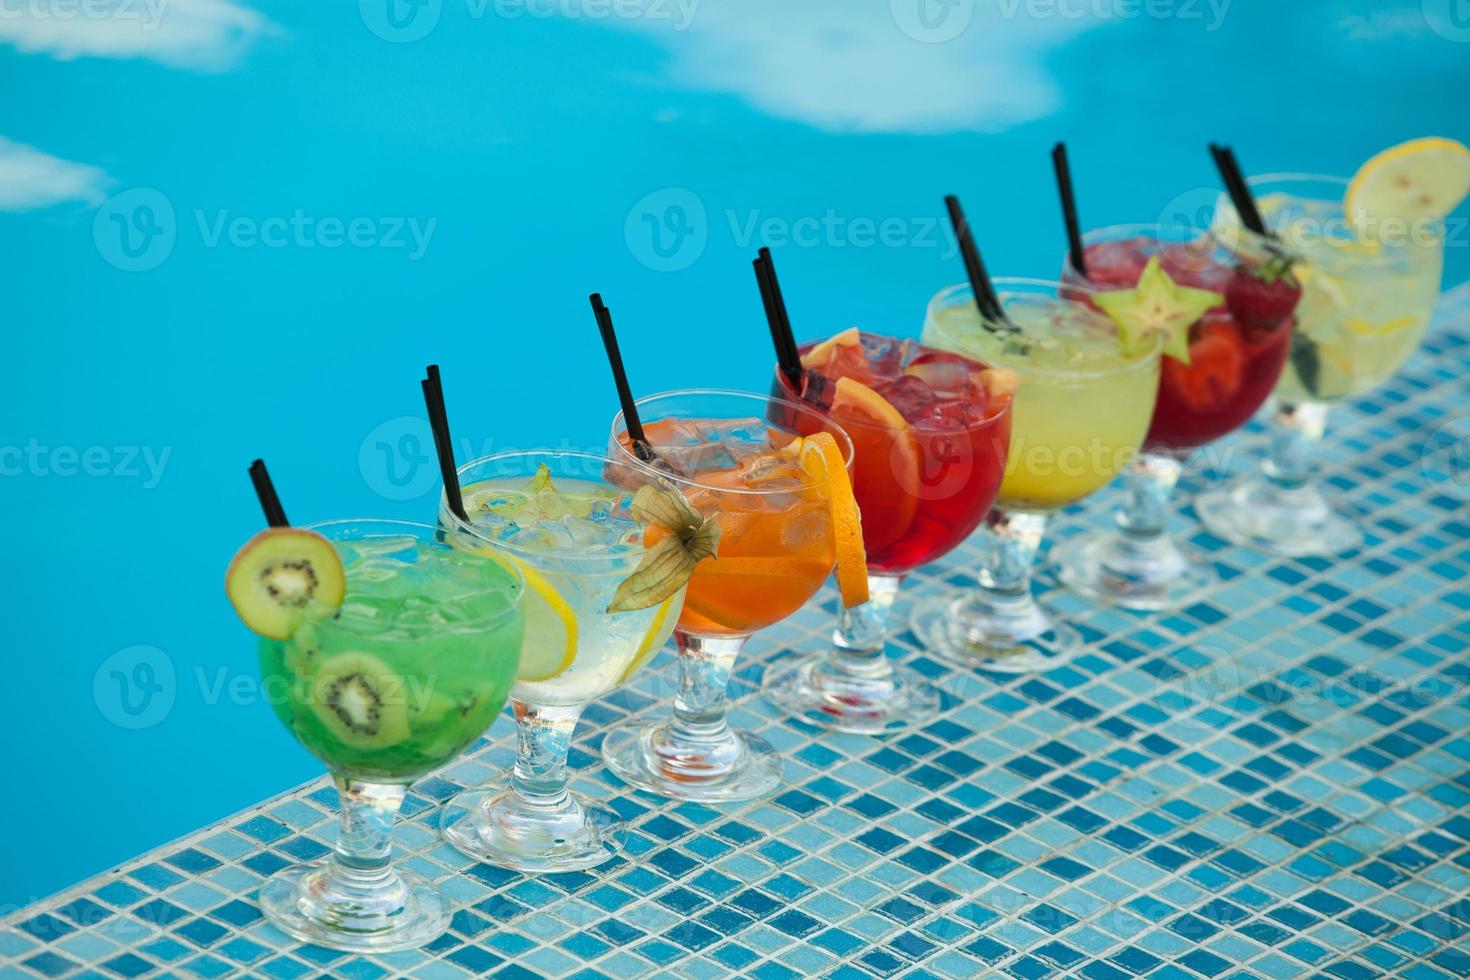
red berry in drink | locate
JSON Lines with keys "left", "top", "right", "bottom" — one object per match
{"left": 1225, "top": 256, "right": 1302, "bottom": 334}
{"left": 1162, "top": 320, "right": 1246, "bottom": 411}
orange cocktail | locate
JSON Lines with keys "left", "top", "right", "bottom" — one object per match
{"left": 600, "top": 389, "right": 862, "bottom": 803}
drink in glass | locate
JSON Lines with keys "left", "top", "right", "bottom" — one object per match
{"left": 228, "top": 520, "right": 524, "bottom": 951}
{"left": 762, "top": 329, "right": 1012, "bottom": 731}
{"left": 600, "top": 389, "right": 858, "bottom": 801}
{"left": 914, "top": 279, "right": 1162, "bottom": 671}
{"left": 438, "top": 451, "right": 699, "bottom": 871}
{"left": 1197, "top": 140, "right": 1468, "bottom": 555}
{"left": 1051, "top": 225, "right": 1297, "bottom": 608}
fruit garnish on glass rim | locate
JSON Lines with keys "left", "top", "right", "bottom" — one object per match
{"left": 1345, "top": 136, "right": 1470, "bottom": 231}
{"left": 226, "top": 527, "right": 346, "bottom": 639}
{"left": 1226, "top": 254, "right": 1302, "bottom": 336}
{"left": 608, "top": 486, "right": 721, "bottom": 613}
{"left": 1093, "top": 256, "right": 1223, "bottom": 365}
{"left": 793, "top": 431, "right": 868, "bottom": 607}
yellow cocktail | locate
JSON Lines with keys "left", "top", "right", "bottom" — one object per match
{"left": 923, "top": 282, "right": 1159, "bottom": 510}
{"left": 913, "top": 278, "right": 1161, "bottom": 674}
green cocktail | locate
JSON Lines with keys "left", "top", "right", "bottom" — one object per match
{"left": 227, "top": 519, "right": 523, "bottom": 952}
{"left": 258, "top": 530, "right": 522, "bottom": 781}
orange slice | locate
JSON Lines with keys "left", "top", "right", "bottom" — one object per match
{"left": 801, "top": 327, "right": 861, "bottom": 370}
{"left": 828, "top": 377, "right": 921, "bottom": 551}
{"left": 796, "top": 431, "right": 868, "bottom": 607}
{"left": 979, "top": 367, "right": 1019, "bottom": 407}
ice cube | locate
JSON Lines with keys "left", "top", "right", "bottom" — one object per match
{"left": 1159, "top": 240, "right": 1230, "bottom": 296}
{"left": 876, "top": 374, "right": 938, "bottom": 423}
{"left": 859, "top": 332, "right": 904, "bottom": 378}
{"left": 903, "top": 355, "right": 972, "bottom": 396}
{"left": 1084, "top": 239, "right": 1149, "bottom": 288}
{"left": 738, "top": 451, "right": 805, "bottom": 491}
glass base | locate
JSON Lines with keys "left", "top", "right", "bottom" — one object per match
{"left": 761, "top": 656, "right": 939, "bottom": 735}
{"left": 600, "top": 719, "right": 781, "bottom": 803}
{"left": 1052, "top": 530, "right": 1215, "bottom": 612}
{"left": 259, "top": 864, "right": 448, "bottom": 953}
{"left": 440, "top": 788, "right": 624, "bottom": 873}
{"left": 910, "top": 593, "right": 1079, "bottom": 674}
{"left": 1196, "top": 479, "right": 1362, "bottom": 557}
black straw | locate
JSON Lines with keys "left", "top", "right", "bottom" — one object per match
{"left": 1209, "top": 143, "right": 1269, "bottom": 237}
{"left": 1052, "top": 142, "right": 1088, "bottom": 279}
{"left": 421, "top": 366, "right": 467, "bottom": 522}
{"left": 754, "top": 250, "right": 803, "bottom": 389}
{"left": 249, "top": 459, "right": 289, "bottom": 528}
{"left": 590, "top": 294, "right": 655, "bottom": 463}
{"left": 944, "top": 194, "right": 1007, "bottom": 324}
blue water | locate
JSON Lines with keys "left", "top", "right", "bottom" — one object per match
{"left": 3, "top": 0, "right": 1468, "bottom": 906}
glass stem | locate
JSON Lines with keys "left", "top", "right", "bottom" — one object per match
{"left": 1116, "top": 450, "right": 1186, "bottom": 541}
{"left": 669, "top": 632, "right": 744, "bottom": 748}
{"left": 305, "top": 776, "right": 410, "bottom": 925}
{"left": 976, "top": 509, "right": 1048, "bottom": 598}
{"left": 509, "top": 699, "right": 583, "bottom": 812}
{"left": 827, "top": 574, "right": 904, "bottom": 679}
{"left": 1262, "top": 399, "right": 1330, "bottom": 494}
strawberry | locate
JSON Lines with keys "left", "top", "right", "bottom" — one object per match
{"left": 1163, "top": 320, "right": 1246, "bottom": 412}
{"left": 1225, "top": 255, "right": 1302, "bottom": 334}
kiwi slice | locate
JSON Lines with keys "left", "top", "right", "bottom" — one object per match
{"left": 309, "top": 652, "right": 411, "bottom": 750}
{"left": 226, "top": 528, "right": 345, "bottom": 639}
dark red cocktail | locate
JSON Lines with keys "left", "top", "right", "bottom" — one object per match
{"left": 1064, "top": 230, "right": 1294, "bottom": 450}
{"left": 1052, "top": 224, "right": 1302, "bottom": 612}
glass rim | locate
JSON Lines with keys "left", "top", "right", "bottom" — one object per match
{"left": 441, "top": 448, "right": 662, "bottom": 566}
{"left": 1063, "top": 224, "right": 1232, "bottom": 277}
{"left": 304, "top": 517, "right": 525, "bottom": 630}
{"left": 609, "top": 387, "right": 856, "bottom": 496}
{"left": 927, "top": 280, "right": 1165, "bottom": 376}
{"left": 1232, "top": 174, "right": 1441, "bottom": 267}
{"left": 782, "top": 336, "right": 1012, "bottom": 430}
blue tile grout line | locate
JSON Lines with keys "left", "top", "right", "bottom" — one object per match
{"left": 3, "top": 281, "right": 1468, "bottom": 979}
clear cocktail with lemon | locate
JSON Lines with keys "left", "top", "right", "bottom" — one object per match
{"left": 600, "top": 389, "right": 865, "bottom": 802}
{"left": 438, "top": 450, "right": 706, "bottom": 872}
{"left": 1199, "top": 137, "right": 1468, "bottom": 555}
{"left": 916, "top": 278, "right": 1162, "bottom": 671}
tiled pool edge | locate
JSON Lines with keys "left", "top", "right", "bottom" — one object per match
{"left": 1, "top": 283, "right": 1466, "bottom": 979}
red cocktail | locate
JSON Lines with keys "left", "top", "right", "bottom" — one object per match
{"left": 1053, "top": 224, "right": 1300, "bottom": 610}
{"left": 762, "top": 328, "right": 1012, "bottom": 733}
{"left": 1068, "top": 230, "right": 1293, "bottom": 451}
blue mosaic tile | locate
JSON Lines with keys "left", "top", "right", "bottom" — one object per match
{"left": 3, "top": 284, "right": 1470, "bottom": 977}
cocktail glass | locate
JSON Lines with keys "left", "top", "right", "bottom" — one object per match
{"left": 256, "top": 520, "right": 524, "bottom": 952}
{"left": 1051, "top": 224, "right": 1297, "bottom": 609}
{"left": 438, "top": 451, "right": 690, "bottom": 871}
{"left": 600, "top": 389, "right": 850, "bottom": 801}
{"left": 1196, "top": 175, "right": 1445, "bottom": 555}
{"left": 762, "top": 333, "right": 1011, "bottom": 732}
{"left": 913, "top": 279, "right": 1162, "bottom": 672}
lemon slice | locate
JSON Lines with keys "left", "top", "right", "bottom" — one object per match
{"left": 615, "top": 592, "right": 678, "bottom": 686}
{"left": 1345, "top": 137, "right": 1470, "bottom": 227}
{"left": 796, "top": 431, "right": 869, "bottom": 607}
{"left": 506, "top": 558, "right": 578, "bottom": 683}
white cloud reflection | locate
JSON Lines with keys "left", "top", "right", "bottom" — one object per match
{"left": 0, "top": 137, "right": 107, "bottom": 211}
{"left": 0, "top": 0, "right": 273, "bottom": 70}
{"left": 602, "top": 0, "right": 1107, "bottom": 134}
